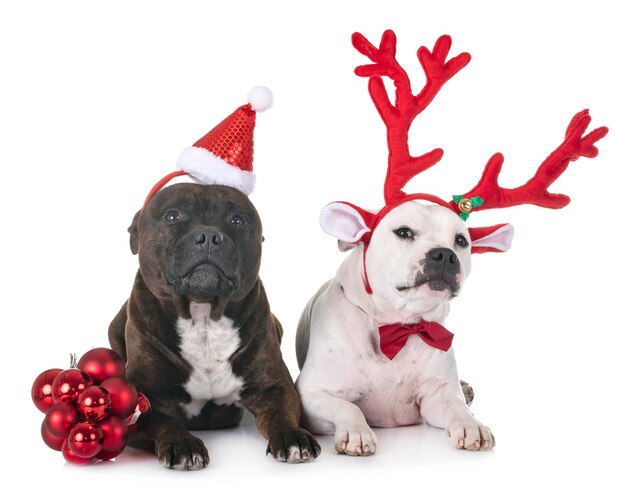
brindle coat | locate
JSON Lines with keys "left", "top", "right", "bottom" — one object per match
{"left": 109, "top": 184, "right": 319, "bottom": 469}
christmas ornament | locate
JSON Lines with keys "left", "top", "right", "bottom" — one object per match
{"left": 96, "top": 448, "right": 125, "bottom": 461}
{"left": 32, "top": 347, "right": 150, "bottom": 466}
{"left": 31, "top": 368, "right": 62, "bottom": 413}
{"left": 100, "top": 377, "right": 138, "bottom": 418}
{"left": 77, "top": 347, "right": 125, "bottom": 384}
{"left": 62, "top": 438, "right": 94, "bottom": 465}
{"left": 77, "top": 386, "right": 112, "bottom": 421}
{"left": 51, "top": 368, "right": 93, "bottom": 404}
{"left": 143, "top": 86, "right": 273, "bottom": 208}
{"left": 135, "top": 392, "right": 151, "bottom": 414}
{"left": 44, "top": 403, "right": 79, "bottom": 438}
{"left": 67, "top": 422, "right": 103, "bottom": 458}
{"left": 126, "top": 392, "right": 151, "bottom": 434}
{"left": 41, "top": 420, "right": 65, "bottom": 451}
{"left": 99, "top": 416, "right": 128, "bottom": 452}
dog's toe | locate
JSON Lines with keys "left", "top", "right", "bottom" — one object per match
{"left": 267, "top": 427, "right": 321, "bottom": 463}
{"left": 156, "top": 434, "right": 209, "bottom": 470}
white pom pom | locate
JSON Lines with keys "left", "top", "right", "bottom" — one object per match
{"left": 247, "top": 86, "right": 273, "bottom": 112}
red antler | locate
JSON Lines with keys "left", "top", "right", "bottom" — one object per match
{"left": 453, "top": 110, "right": 609, "bottom": 216}
{"left": 352, "top": 30, "right": 471, "bottom": 205}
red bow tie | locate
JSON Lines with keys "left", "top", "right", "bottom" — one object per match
{"left": 378, "top": 321, "right": 454, "bottom": 359}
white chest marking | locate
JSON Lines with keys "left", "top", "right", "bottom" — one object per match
{"left": 176, "top": 302, "right": 244, "bottom": 419}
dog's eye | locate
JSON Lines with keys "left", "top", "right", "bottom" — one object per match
{"left": 455, "top": 234, "right": 469, "bottom": 248}
{"left": 164, "top": 210, "right": 181, "bottom": 223}
{"left": 231, "top": 214, "right": 245, "bottom": 226}
{"left": 394, "top": 227, "right": 414, "bottom": 240}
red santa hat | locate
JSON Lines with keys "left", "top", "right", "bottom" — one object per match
{"left": 143, "top": 86, "right": 273, "bottom": 208}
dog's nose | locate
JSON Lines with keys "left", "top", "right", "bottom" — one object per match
{"left": 195, "top": 229, "right": 224, "bottom": 248}
{"left": 428, "top": 248, "right": 458, "bottom": 268}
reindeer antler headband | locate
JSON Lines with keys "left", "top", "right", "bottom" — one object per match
{"left": 320, "top": 30, "right": 608, "bottom": 293}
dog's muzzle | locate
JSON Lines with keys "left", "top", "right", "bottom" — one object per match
{"left": 166, "top": 227, "right": 242, "bottom": 298}
{"left": 399, "top": 247, "right": 461, "bottom": 293}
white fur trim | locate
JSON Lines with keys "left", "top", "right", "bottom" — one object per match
{"left": 177, "top": 146, "right": 256, "bottom": 194}
{"left": 247, "top": 86, "right": 273, "bottom": 112}
{"left": 319, "top": 202, "right": 371, "bottom": 242}
{"left": 472, "top": 224, "right": 514, "bottom": 251}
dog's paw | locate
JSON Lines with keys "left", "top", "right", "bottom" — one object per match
{"left": 155, "top": 434, "right": 210, "bottom": 470}
{"left": 446, "top": 418, "right": 494, "bottom": 451}
{"left": 335, "top": 423, "right": 377, "bottom": 456}
{"left": 267, "top": 427, "right": 321, "bottom": 463}
{"left": 460, "top": 380, "right": 474, "bottom": 406}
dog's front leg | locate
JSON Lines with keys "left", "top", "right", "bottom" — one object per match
{"left": 240, "top": 373, "right": 321, "bottom": 464}
{"left": 419, "top": 379, "right": 494, "bottom": 451}
{"left": 298, "top": 385, "right": 377, "bottom": 456}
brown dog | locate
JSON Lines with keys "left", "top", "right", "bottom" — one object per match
{"left": 108, "top": 183, "right": 320, "bottom": 469}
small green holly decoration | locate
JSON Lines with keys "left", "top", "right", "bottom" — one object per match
{"left": 452, "top": 195, "right": 484, "bottom": 221}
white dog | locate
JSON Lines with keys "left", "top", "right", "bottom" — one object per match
{"left": 295, "top": 200, "right": 502, "bottom": 455}
{"left": 294, "top": 29, "right": 607, "bottom": 457}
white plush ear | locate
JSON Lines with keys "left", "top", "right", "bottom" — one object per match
{"left": 319, "top": 202, "right": 372, "bottom": 243}
{"left": 469, "top": 224, "right": 515, "bottom": 254}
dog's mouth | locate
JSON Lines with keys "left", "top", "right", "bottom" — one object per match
{"left": 167, "top": 261, "right": 241, "bottom": 298}
{"left": 397, "top": 274, "right": 459, "bottom": 294}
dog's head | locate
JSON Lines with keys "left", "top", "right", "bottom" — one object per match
{"left": 367, "top": 201, "right": 471, "bottom": 310}
{"left": 323, "top": 200, "right": 473, "bottom": 316}
{"left": 129, "top": 183, "right": 263, "bottom": 309}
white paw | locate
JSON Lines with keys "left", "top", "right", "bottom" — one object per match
{"left": 335, "top": 423, "right": 377, "bottom": 456}
{"left": 447, "top": 418, "right": 495, "bottom": 451}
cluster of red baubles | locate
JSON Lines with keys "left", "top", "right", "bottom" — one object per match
{"left": 31, "top": 347, "right": 150, "bottom": 465}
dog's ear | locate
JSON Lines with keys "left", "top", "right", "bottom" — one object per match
{"left": 319, "top": 202, "right": 375, "bottom": 251}
{"left": 469, "top": 224, "right": 514, "bottom": 254}
{"left": 128, "top": 210, "right": 141, "bottom": 255}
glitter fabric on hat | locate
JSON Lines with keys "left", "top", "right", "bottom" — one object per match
{"left": 193, "top": 104, "right": 256, "bottom": 172}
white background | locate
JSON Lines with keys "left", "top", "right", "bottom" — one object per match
{"left": 1, "top": 0, "right": 624, "bottom": 494}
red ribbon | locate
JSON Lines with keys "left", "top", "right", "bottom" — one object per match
{"left": 378, "top": 321, "right": 454, "bottom": 359}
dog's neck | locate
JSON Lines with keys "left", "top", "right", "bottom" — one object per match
{"left": 135, "top": 269, "right": 262, "bottom": 325}
{"left": 336, "top": 246, "right": 450, "bottom": 326}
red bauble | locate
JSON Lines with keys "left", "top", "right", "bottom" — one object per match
{"left": 77, "top": 386, "right": 111, "bottom": 422}
{"left": 40, "top": 420, "right": 65, "bottom": 451}
{"left": 126, "top": 391, "right": 151, "bottom": 434}
{"left": 101, "top": 377, "right": 138, "bottom": 418}
{"left": 77, "top": 348, "right": 125, "bottom": 385}
{"left": 99, "top": 416, "right": 128, "bottom": 452}
{"left": 67, "top": 422, "right": 103, "bottom": 458}
{"left": 44, "top": 403, "right": 79, "bottom": 438}
{"left": 96, "top": 447, "right": 125, "bottom": 461}
{"left": 51, "top": 369, "right": 93, "bottom": 404}
{"left": 62, "top": 438, "right": 94, "bottom": 465}
{"left": 31, "top": 368, "right": 63, "bottom": 413}
{"left": 135, "top": 392, "right": 151, "bottom": 414}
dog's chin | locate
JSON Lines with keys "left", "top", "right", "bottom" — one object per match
{"left": 168, "top": 263, "right": 241, "bottom": 300}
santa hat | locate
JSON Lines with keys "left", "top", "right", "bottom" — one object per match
{"left": 143, "top": 86, "right": 273, "bottom": 208}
